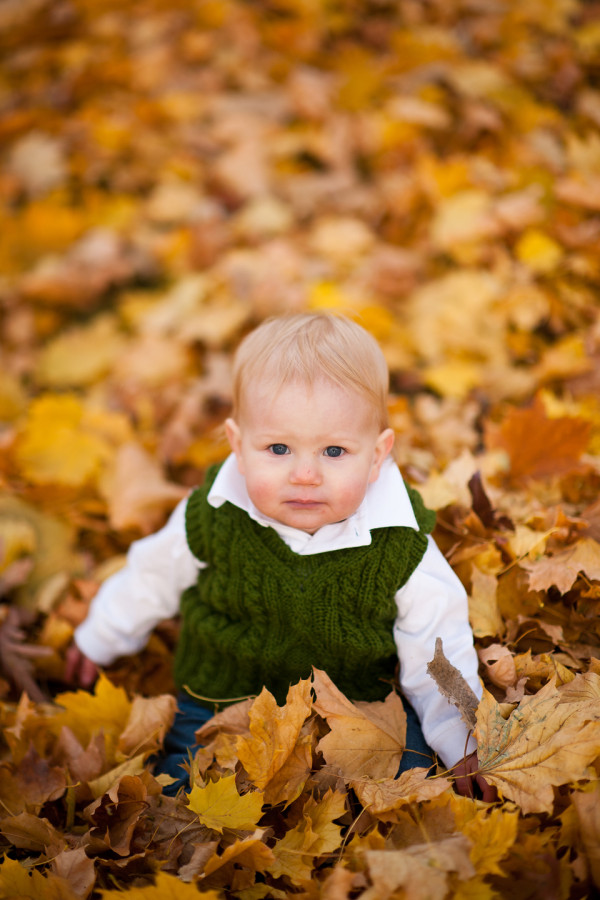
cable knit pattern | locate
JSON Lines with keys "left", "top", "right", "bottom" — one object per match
{"left": 174, "top": 465, "right": 436, "bottom": 709}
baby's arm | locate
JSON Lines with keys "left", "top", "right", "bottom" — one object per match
{"left": 394, "top": 537, "right": 487, "bottom": 775}
{"left": 69, "top": 497, "right": 203, "bottom": 681}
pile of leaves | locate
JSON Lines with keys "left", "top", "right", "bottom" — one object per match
{"left": 2, "top": 0, "right": 600, "bottom": 896}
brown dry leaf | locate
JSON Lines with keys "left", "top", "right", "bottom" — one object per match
{"left": 0, "top": 743, "right": 66, "bottom": 816}
{"left": 486, "top": 395, "right": 592, "bottom": 484}
{"left": 117, "top": 693, "right": 177, "bottom": 758}
{"left": 521, "top": 537, "right": 600, "bottom": 593}
{"left": 475, "top": 676, "right": 600, "bottom": 813}
{"left": 0, "top": 809, "right": 64, "bottom": 854}
{"left": 477, "top": 645, "right": 518, "bottom": 692}
{"left": 570, "top": 784, "right": 600, "bottom": 888}
{"left": 86, "top": 773, "right": 158, "bottom": 857}
{"left": 50, "top": 847, "right": 96, "bottom": 900}
{"left": 312, "top": 668, "right": 406, "bottom": 780}
{"left": 426, "top": 638, "right": 479, "bottom": 731}
{"left": 236, "top": 678, "right": 312, "bottom": 791}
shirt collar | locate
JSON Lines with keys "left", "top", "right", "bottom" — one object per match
{"left": 207, "top": 454, "right": 419, "bottom": 556}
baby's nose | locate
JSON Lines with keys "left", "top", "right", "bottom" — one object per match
{"left": 291, "top": 459, "right": 320, "bottom": 483}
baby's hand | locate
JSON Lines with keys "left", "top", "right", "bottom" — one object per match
{"left": 64, "top": 643, "right": 99, "bottom": 689}
{"left": 451, "top": 751, "right": 497, "bottom": 802}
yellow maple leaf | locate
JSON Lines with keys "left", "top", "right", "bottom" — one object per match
{"left": 461, "top": 806, "right": 519, "bottom": 877}
{"left": 51, "top": 674, "right": 131, "bottom": 764}
{"left": 268, "top": 789, "right": 346, "bottom": 883}
{"left": 236, "top": 678, "right": 312, "bottom": 791}
{"left": 187, "top": 773, "right": 264, "bottom": 833}
{"left": 312, "top": 668, "right": 406, "bottom": 780}
{"left": 475, "top": 676, "right": 600, "bottom": 814}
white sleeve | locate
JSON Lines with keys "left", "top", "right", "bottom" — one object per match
{"left": 394, "top": 536, "right": 482, "bottom": 769}
{"left": 74, "top": 497, "right": 204, "bottom": 666}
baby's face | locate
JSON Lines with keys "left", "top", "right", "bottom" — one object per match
{"left": 225, "top": 378, "right": 394, "bottom": 534}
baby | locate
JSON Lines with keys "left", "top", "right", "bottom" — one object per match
{"left": 67, "top": 313, "right": 493, "bottom": 799}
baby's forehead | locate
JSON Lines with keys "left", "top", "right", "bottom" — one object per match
{"left": 238, "top": 375, "right": 379, "bottom": 426}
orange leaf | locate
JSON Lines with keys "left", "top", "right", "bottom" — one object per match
{"left": 236, "top": 678, "right": 312, "bottom": 791}
{"left": 486, "top": 395, "right": 591, "bottom": 483}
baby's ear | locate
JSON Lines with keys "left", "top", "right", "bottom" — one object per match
{"left": 369, "top": 428, "right": 395, "bottom": 482}
{"left": 225, "top": 418, "right": 242, "bottom": 455}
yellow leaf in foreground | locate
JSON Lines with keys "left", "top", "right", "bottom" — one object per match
{"left": 187, "top": 773, "right": 264, "bottom": 834}
{"left": 98, "top": 870, "right": 221, "bottom": 898}
{"left": 0, "top": 856, "right": 79, "bottom": 900}
{"left": 312, "top": 668, "right": 406, "bottom": 780}
{"left": 51, "top": 674, "right": 131, "bottom": 763}
{"left": 268, "top": 789, "right": 346, "bottom": 883}
{"left": 475, "top": 675, "right": 600, "bottom": 814}
{"left": 461, "top": 806, "right": 519, "bottom": 876}
{"left": 236, "top": 678, "right": 312, "bottom": 791}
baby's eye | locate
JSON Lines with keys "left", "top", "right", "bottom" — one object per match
{"left": 269, "top": 443, "right": 290, "bottom": 455}
{"left": 324, "top": 446, "right": 345, "bottom": 458}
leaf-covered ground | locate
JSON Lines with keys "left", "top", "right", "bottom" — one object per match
{"left": 2, "top": 0, "right": 600, "bottom": 897}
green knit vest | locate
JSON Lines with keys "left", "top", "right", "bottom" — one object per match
{"left": 173, "top": 464, "right": 436, "bottom": 709}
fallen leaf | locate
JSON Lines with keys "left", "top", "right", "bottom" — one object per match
{"left": 521, "top": 537, "right": 600, "bottom": 593}
{"left": 236, "top": 678, "right": 312, "bottom": 791}
{"left": 475, "top": 677, "right": 600, "bottom": 813}
{"left": 486, "top": 395, "right": 592, "bottom": 484}
{"left": 187, "top": 773, "right": 264, "bottom": 833}
{"left": 267, "top": 789, "right": 346, "bottom": 883}
{"left": 98, "top": 870, "right": 221, "bottom": 898}
{"left": 99, "top": 441, "right": 187, "bottom": 533}
{"left": 427, "top": 638, "right": 479, "bottom": 731}
{"left": 312, "top": 668, "right": 406, "bottom": 780}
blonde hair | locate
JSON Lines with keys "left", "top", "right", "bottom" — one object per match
{"left": 231, "top": 313, "right": 390, "bottom": 429}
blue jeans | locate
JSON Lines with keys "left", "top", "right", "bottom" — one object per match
{"left": 153, "top": 692, "right": 435, "bottom": 796}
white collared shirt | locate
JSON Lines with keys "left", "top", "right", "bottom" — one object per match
{"left": 75, "top": 454, "right": 481, "bottom": 767}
